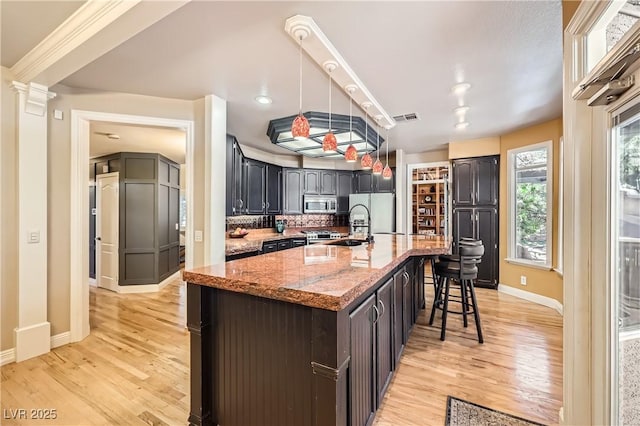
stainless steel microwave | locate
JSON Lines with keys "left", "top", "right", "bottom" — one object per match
{"left": 303, "top": 195, "right": 337, "bottom": 214}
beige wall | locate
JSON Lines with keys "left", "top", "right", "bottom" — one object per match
{"left": 1, "top": 83, "right": 206, "bottom": 350}
{"left": 499, "top": 119, "right": 563, "bottom": 302}
{"left": 448, "top": 137, "right": 500, "bottom": 159}
{"left": 405, "top": 149, "right": 449, "bottom": 164}
{"left": 1, "top": 70, "right": 18, "bottom": 351}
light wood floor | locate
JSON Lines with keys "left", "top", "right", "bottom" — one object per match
{"left": 1, "top": 277, "right": 562, "bottom": 425}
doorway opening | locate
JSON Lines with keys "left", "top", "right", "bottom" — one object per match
{"left": 70, "top": 110, "right": 195, "bottom": 343}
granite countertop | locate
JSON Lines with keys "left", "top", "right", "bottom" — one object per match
{"left": 225, "top": 227, "right": 348, "bottom": 256}
{"left": 185, "top": 234, "right": 451, "bottom": 311}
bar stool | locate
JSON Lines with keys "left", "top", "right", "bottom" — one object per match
{"left": 429, "top": 242, "right": 485, "bottom": 343}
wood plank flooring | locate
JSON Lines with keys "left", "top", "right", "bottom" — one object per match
{"left": 1, "top": 276, "right": 562, "bottom": 425}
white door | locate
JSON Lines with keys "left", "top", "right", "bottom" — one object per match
{"left": 96, "top": 172, "right": 119, "bottom": 292}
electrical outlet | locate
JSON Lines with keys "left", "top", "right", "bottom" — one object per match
{"left": 520, "top": 275, "right": 527, "bottom": 286}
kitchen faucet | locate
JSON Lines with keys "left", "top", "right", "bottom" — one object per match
{"left": 348, "top": 203, "right": 374, "bottom": 243}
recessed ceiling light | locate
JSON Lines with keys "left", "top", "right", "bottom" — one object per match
{"left": 255, "top": 95, "right": 272, "bottom": 105}
{"left": 455, "top": 121, "right": 469, "bottom": 130}
{"left": 454, "top": 106, "right": 470, "bottom": 116}
{"left": 452, "top": 83, "right": 471, "bottom": 95}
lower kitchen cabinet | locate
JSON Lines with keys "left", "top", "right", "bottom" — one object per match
{"left": 349, "top": 260, "right": 420, "bottom": 425}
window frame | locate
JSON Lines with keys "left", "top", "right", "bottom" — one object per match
{"left": 506, "top": 140, "right": 554, "bottom": 269}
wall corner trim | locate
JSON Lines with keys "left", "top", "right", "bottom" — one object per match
{"left": 498, "top": 283, "right": 563, "bottom": 316}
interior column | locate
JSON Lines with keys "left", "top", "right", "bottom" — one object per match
{"left": 10, "top": 81, "right": 55, "bottom": 362}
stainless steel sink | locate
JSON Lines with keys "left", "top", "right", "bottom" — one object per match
{"left": 326, "top": 239, "right": 365, "bottom": 247}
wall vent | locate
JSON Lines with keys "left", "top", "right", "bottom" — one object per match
{"left": 392, "top": 112, "right": 420, "bottom": 123}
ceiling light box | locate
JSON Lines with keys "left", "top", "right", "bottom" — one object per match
{"left": 267, "top": 112, "right": 384, "bottom": 158}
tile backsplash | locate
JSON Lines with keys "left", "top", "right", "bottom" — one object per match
{"left": 226, "top": 214, "right": 348, "bottom": 231}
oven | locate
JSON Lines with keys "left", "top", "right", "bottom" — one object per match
{"left": 302, "top": 230, "right": 343, "bottom": 244}
{"left": 303, "top": 195, "right": 337, "bottom": 214}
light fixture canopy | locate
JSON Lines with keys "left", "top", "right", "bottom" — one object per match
{"left": 455, "top": 121, "right": 470, "bottom": 130}
{"left": 454, "top": 106, "right": 469, "bottom": 115}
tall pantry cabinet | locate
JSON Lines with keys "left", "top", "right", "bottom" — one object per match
{"left": 452, "top": 155, "right": 499, "bottom": 288}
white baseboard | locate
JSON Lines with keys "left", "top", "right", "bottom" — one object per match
{"left": 114, "top": 270, "right": 180, "bottom": 294}
{"left": 498, "top": 284, "right": 563, "bottom": 316}
{"left": 51, "top": 331, "right": 70, "bottom": 348}
{"left": 15, "top": 321, "right": 51, "bottom": 362}
{"left": 1, "top": 331, "right": 73, "bottom": 366}
{"left": 1, "top": 348, "right": 15, "bottom": 366}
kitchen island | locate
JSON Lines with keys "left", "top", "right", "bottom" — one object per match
{"left": 183, "top": 234, "right": 450, "bottom": 426}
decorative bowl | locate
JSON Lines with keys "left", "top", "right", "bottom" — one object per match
{"left": 228, "top": 231, "right": 249, "bottom": 239}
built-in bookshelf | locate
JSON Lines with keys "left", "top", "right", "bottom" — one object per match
{"left": 411, "top": 163, "right": 450, "bottom": 236}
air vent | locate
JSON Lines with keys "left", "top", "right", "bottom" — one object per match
{"left": 392, "top": 112, "right": 420, "bottom": 123}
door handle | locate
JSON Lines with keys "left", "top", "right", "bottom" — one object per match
{"left": 378, "top": 300, "right": 385, "bottom": 317}
{"left": 372, "top": 305, "right": 380, "bottom": 324}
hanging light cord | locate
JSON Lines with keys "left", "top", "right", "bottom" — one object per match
{"left": 376, "top": 123, "right": 380, "bottom": 160}
{"left": 328, "top": 72, "right": 332, "bottom": 130}
{"left": 364, "top": 108, "right": 368, "bottom": 148}
{"left": 298, "top": 37, "right": 303, "bottom": 114}
{"left": 386, "top": 128, "right": 389, "bottom": 163}
{"left": 349, "top": 96, "right": 353, "bottom": 142}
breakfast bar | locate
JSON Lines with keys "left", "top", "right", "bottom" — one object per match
{"left": 183, "top": 234, "right": 450, "bottom": 426}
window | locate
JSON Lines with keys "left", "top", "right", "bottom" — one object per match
{"left": 507, "top": 141, "right": 553, "bottom": 267}
{"left": 586, "top": 1, "right": 640, "bottom": 72}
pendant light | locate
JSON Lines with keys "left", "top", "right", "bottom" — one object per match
{"left": 322, "top": 61, "right": 338, "bottom": 152}
{"left": 382, "top": 127, "right": 393, "bottom": 180}
{"left": 372, "top": 117, "right": 383, "bottom": 175}
{"left": 344, "top": 85, "right": 358, "bottom": 162}
{"left": 291, "top": 32, "right": 309, "bottom": 140}
{"left": 360, "top": 102, "right": 373, "bottom": 169}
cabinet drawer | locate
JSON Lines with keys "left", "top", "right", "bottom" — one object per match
{"left": 277, "top": 240, "right": 293, "bottom": 250}
{"left": 262, "top": 242, "right": 278, "bottom": 253}
{"left": 291, "top": 238, "right": 306, "bottom": 247}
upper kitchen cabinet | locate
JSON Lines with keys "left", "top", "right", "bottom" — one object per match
{"left": 354, "top": 170, "right": 395, "bottom": 194}
{"left": 304, "top": 169, "right": 336, "bottom": 195}
{"left": 265, "top": 164, "right": 282, "bottom": 214}
{"left": 284, "top": 168, "right": 304, "bottom": 214}
{"left": 225, "top": 135, "right": 245, "bottom": 216}
{"left": 245, "top": 159, "right": 283, "bottom": 215}
{"left": 452, "top": 156, "right": 499, "bottom": 207}
{"left": 336, "top": 171, "right": 354, "bottom": 214}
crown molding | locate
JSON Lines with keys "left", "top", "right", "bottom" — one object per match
{"left": 10, "top": 0, "right": 140, "bottom": 83}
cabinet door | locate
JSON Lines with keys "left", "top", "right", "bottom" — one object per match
{"left": 233, "top": 141, "right": 245, "bottom": 215}
{"left": 336, "top": 171, "right": 353, "bottom": 214}
{"left": 283, "top": 169, "right": 304, "bottom": 214}
{"left": 452, "top": 160, "right": 474, "bottom": 207}
{"left": 475, "top": 207, "right": 498, "bottom": 288}
{"left": 374, "top": 171, "right": 395, "bottom": 193}
{"left": 245, "top": 160, "right": 266, "bottom": 214}
{"left": 355, "top": 171, "right": 373, "bottom": 193}
{"left": 266, "top": 164, "right": 282, "bottom": 214}
{"left": 320, "top": 170, "right": 337, "bottom": 195}
{"left": 376, "top": 278, "right": 394, "bottom": 402}
{"left": 452, "top": 208, "right": 475, "bottom": 254}
{"left": 304, "top": 170, "right": 321, "bottom": 194}
{"left": 392, "top": 268, "right": 405, "bottom": 364}
{"left": 349, "top": 294, "right": 376, "bottom": 426}
{"left": 475, "top": 156, "right": 499, "bottom": 205}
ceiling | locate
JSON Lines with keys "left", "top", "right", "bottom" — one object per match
{"left": 8, "top": 1, "right": 563, "bottom": 156}
{"left": 90, "top": 121, "right": 186, "bottom": 164}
